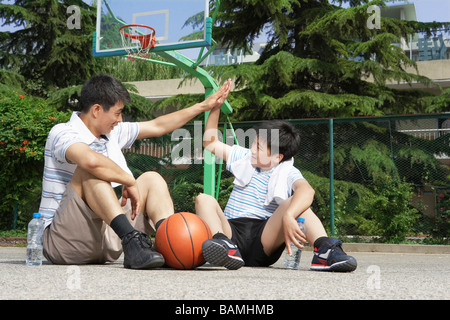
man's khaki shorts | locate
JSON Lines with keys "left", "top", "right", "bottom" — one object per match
{"left": 43, "top": 183, "right": 154, "bottom": 265}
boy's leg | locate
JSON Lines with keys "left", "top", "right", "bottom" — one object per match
{"left": 195, "top": 193, "right": 244, "bottom": 269}
{"left": 195, "top": 193, "right": 232, "bottom": 237}
{"left": 260, "top": 197, "right": 327, "bottom": 256}
{"left": 261, "top": 197, "right": 357, "bottom": 272}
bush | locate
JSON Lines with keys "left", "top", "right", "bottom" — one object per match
{"left": 0, "top": 89, "right": 71, "bottom": 230}
{"left": 357, "top": 177, "right": 420, "bottom": 242}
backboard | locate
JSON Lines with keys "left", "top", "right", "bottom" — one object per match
{"left": 93, "top": 0, "right": 210, "bottom": 57}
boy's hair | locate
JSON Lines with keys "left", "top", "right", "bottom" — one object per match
{"left": 253, "top": 120, "right": 301, "bottom": 162}
{"left": 80, "top": 74, "right": 131, "bottom": 113}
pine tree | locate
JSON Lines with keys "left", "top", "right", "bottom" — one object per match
{"left": 0, "top": 0, "right": 97, "bottom": 95}
{"left": 207, "top": 0, "right": 450, "bottom": 120}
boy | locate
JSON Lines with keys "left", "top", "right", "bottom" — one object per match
{"left": 195, "top": 102, "right": 357, "bottom": 272}
{"left": 39, "top": 74, "right": 231, "bottom": 269}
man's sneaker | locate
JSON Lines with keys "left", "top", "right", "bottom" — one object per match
{"left": 202, "top": 238, "right": 244, "bottom": 270}
{"left": 310, "top": 238, "right": 357, "bottom": 272}
{"left": 122, "top": 230, "right": 165, "bottom": 269}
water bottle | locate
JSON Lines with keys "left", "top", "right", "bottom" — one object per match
{"left": 284, "top": 217, "right": 306, "bottom": 270}
{"left": 26, "top": 212, "right": 45, "bottom": 266}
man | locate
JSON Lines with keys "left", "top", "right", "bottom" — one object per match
{"left": 39, "top": 74, "right": 231, "bottom": 269}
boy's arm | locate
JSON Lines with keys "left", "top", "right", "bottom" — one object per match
{"left": 282, "top": 179, "right": 315, "bottom": 255}
{"left": 203, "top": 103, "right": 232, "bottom": 161}
{"left": 137, "top": 79, "right": 231, "bottom": 139}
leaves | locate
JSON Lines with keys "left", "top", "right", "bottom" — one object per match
{"left": 202, "top": 0, "right": 450, "bottom": 120}
{"left": 0, "top": 88, "right": 71, "bottom": 229}
{"left": 0, "top": 0, "right": 97, "bottom": 95}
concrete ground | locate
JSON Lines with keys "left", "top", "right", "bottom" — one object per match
{"left": 1, "top": 245, "right": 449, "bottom": 301}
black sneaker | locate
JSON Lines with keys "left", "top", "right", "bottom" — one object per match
{"left": 122, "top": 231, "right": 165, "bottom": 269}
{"left": 310, "top": 238, "right": 357, "bottom": 272}
{"left": 202, "top": 238, "right": 244, "bottom": 270}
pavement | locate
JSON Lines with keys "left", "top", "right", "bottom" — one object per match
{"left": 1, "top": 244, "right": 449, "bottom": 302}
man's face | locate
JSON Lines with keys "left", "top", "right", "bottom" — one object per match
{"left": 97, "top": 101, "right": 124, "bottom": 135}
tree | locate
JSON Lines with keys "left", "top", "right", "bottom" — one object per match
{"left": 203, "top": 0, "right": 450, "bottom": 120}
{"left": 0, "top": 0, "right": 97, "bottom": 95}
{"left": 0, "top": 88, "right": 71, "bottom": 229}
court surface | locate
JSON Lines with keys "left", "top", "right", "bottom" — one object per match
{"left": 1, "top": 246, "right": 448, "bottom": 300}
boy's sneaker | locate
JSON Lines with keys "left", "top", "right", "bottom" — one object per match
{"left": 122, "top": 230, "right": 165, "bottom": 269}
{"left": 310, "top": 238, "right": 357, "bottom": 272}
{"left": 202, "top": 238, "right": 244, "bottom": 270}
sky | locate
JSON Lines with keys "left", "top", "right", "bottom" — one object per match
{"left": 402, "top": 0, "right": 450, "bottom": 22}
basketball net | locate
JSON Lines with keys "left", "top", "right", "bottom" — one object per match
{"left": 119, "top": 24, "right": 156, "bottom": 62}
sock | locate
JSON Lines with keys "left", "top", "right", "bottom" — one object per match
{"left": 313, "top": 236, "right": 330, "bottom": 249}
{"left": 155, "top": 218, "right": 165, "bottom": 231}
{"left": 213, "top": 232, "right": 230, "bottom": 240}
{"left": 110, "top": 214, "right": 135, "bottom": 239}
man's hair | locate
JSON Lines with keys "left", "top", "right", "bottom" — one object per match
{"left": 252, "top": 120, "right": 301, "bottom": 162}
{"left": 80, "top": 74, "right": 131, "bottom": 113}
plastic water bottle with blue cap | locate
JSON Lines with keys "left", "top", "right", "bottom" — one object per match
{"left": 26, "top": 212, "right": 45, "bottom": 266}
{"left": 284, "top": 217, "right": 306, "bottom": 270}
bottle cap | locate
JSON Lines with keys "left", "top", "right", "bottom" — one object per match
{"left": 32, "top": 212, "right": 41, "bottom": 219}
{"left": 297, "top": 217, "right": 305, "bottom": 223}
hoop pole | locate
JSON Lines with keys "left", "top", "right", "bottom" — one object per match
{"left": 192, "top": 39, "right": 217, "bottom": 69}
{"left": 155, "top": 50, "right": 233, "bottom": 196}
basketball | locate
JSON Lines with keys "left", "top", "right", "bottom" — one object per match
{"left": 155, "top": 212, "right": 212, "bottom": 269}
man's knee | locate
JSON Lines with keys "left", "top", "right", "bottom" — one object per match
{"left": 139, "top": 171, "right": 167, "bottom": 186}
{"left": 71, "top": 166, "right": 114, "bottom": 200}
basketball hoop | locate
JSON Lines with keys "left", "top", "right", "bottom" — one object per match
{"left": 119, "top": 24, "right": 156, "bottom": 61}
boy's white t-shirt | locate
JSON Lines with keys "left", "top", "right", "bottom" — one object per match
{"left": 224, "top": 145, "right": 305, "bottom": 220}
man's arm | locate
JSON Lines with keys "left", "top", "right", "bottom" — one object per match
{"left": 137, "top": 79, "right": 231, "bottom": 139}
{"left": 66, "top": 142, "right": 142, "bottom": 218}
{"left": 65, "top": 142, "right": 136, "bottom": 187}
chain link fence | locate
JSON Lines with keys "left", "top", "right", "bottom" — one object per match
{"left": 124, "top": 114, "right": 450, "bottom": 243}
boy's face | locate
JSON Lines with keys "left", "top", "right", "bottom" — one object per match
{"left": 250, "top": 137, "right": 283, "bottom": 170}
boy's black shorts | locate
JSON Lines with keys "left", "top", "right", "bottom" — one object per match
{"left": 228, "top": 217, "right": 285, "bottom": 267}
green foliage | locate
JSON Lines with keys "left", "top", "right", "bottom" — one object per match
{"left": 0, "top": 88, "right": 71, "bottom": 230}
{"left": 96, "top": 56, "right": 186, "bottom": 82}
{"left": 202, "top": 0, "right": 450, "bottom": 120}
{"left": 47, "top": 82, "right": 156, "bottom": 121}
{"left": 302, "top": 170, "right": 421, "bottom": 242}
{"left": 359, "top": 178, "right": 420, "bottom": 242}
{"left": 0, "top": 0, "right": 98, "bottom": 96}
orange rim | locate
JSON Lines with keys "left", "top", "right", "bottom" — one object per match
{"left": 119, "top": 24, "right": 156, "bottom": 49}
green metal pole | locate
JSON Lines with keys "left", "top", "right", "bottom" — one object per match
{"left": 156, "top": 50, "right": 232, "bottom": 197}
{"left": 203, "top": 108, "right": 216, "bottom": 196}
{"left": 329, "top": 118, "right": 335, "bottom": 236}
